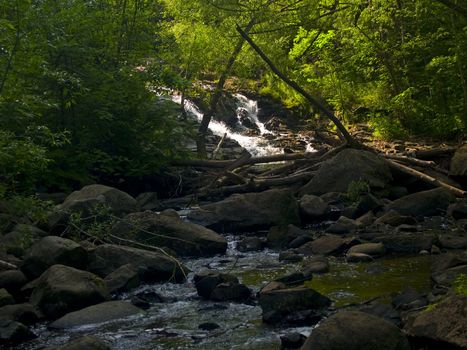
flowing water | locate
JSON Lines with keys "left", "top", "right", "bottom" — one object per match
{"left": 20, "top": 235, "right": 431, "bottom": 350}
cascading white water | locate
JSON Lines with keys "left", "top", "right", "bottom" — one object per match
{"left": 171, "top": 92, "right": 315, "bottom": 157}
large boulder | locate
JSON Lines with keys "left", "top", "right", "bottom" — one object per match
{"left": 21, "top": 236, "right": 87, "bottom": 279}
{"left": 49, "top": 301, "right": 144, "bottom": 329}
{"left": 302, "top": 311, "right": 410, "bottom": 350}
{"left": 0, "top": 270, "right": 27, "bottom": 294}
{"left": 87, "top": 244, "right": 188, "bottom": 283}
{"left": 298, "top": 235, "right": 356, "bottom": 256}
{"left": 299, "top": 149, "right": 392, "bottom": 196}
{"left": 299, "top": 195, "right": 328, "bottom": 218}
{"left": 0, "top": 303, "right": 39, "bottom": 325}
{"left": 0, "top": 289, "right": 14, "bottom": 307}
{"left": 193, "top": 270, "right": 238, "bottom": 298}
{"left": 49, "top": 184, "right": 138, "bottom": 230}
{"left": 1, "top": 224, "right": 48, "bottom": 257}
{"left": 387, "top": 188, "right": 455, "bottom": 217}
{"left": 187, "top": 189, "right": 300, "bottom": 232}
{"left": 110, "top": 211, "right": 227, "bottom": 257}
{"left": 450, "top": 144, "right": 467, "bottom": 177}
{"left": 0, "top": 319, "right": 36, "bottom": 346}
{"left": 30, "top": 265, "right": 109, "bottom": 319}
{"left": 404, "top": 295, "right": 467, "bottom": 349}
{"left": 371, "top": 232, "right": 436, "bottom": 254}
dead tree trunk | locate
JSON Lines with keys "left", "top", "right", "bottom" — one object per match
{"left": 236, "top": 25, "right": 358, "bottom": 147}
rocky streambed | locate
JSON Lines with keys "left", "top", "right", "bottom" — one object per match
{"left": 1, "top": 146, "right": 467, "bottom": 350}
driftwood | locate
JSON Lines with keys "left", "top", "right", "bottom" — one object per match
{"left": 410, "top": 147, "right": 457, "bottom": 160}
{"left": 386, "top": 159, "right": 466, "bottom": 197}
{"left": 212, "top": 132, "right": 227, "bottom": 159}
{"left": 0, "top": 260, "right": 18, "bottom": 270}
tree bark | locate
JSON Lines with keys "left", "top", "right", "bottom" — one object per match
{"left": 236, "top": 25, "right": 357, "bottom": 146}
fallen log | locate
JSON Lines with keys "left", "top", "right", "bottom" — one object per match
{"left": 0, "top": 260, "right": 18, "bottom": 270}
{"left": 410, "top": 147, "right": 457, "bottom": 160}
{"left": 386, "top": 159, "right": 466, "bottom": 197}
{"left": 172, "top": 152, "right": 316, "bottom": 168}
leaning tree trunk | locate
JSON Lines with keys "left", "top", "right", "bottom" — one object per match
{"left": 236, "top": 25, "right": 358, "bottom": 147}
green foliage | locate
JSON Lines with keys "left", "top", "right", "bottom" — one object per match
{"left": 68, "top": 203, "right": 116, "bottom": 243}
{"left": 0, "top": 194, "right": 54, "bottom": 225}
{"left": 453, "top": 274, "right": 467, "bottom": 296}
{"left": 346, "top": 180, "right": 370, "bottom": 203}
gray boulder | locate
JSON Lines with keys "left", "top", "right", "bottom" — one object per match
{"left": 0, "top": 270, "right": 27, "bottom": 294}
{"left": 371, "top": 233, "right": 435, "bottom": 253}
{"left": 49, "top": 301, "right": 144, "bottom": 329}
{"left": 347, "top": 242, "right": 386, "bottom": 257}
{"left": 110, "top": 211, "right": 227, "bottom": 257}
{"left": 0, "top": 319, "right": 35, "bottom": 346}
{"left": 387, "top": 188, "right": 455, "bottom": 217}
{"left": 21, "top": 236, "right": 87, "bottom": 278}
{"left": 267, "top": 225, "right": 308, "bottom": 249}
{"left": 30, "top": 265, "right": 109, "bottom": 319}
{"left": 404, "top": 295, "right": 467, "bottom": 349}
{"left": 0, "top": 303, "right": 39, "bottom": 325}
{"left": 0, "top": 289, "right": 14, "bottom": 307}
{"left": 193, "top": 270, "right": 238, "bottom": 299}
{"left": 302, "top": 311, "right": 410, "bottom": 350}
{"left": 104, "top": 264, "right": 140, "bottom": 294}
{"left": 1, "top": 224, "right": 48, "bottom": 257}
{"left": 45, "top": 336, "right": 110, "bottom": 350}
{"left": 450, "top": 144, "right": 467, "bottom": 176}
{"left": 326, "top": 216, "right": 358, "bottom": 234}
{"left": 299, "top": 149, "right": 392, "bottom": 196}
{"left": 87, "top": 244, "right": 188, "bottom": 283}
{"left": 187, "top": 189, "right": 300, "bottom": 232}
{"left": 298, "top": 235, "right": 357, "bottom": 256}
{"left": 299, "top": 195, "right": 328, "bottom": 218}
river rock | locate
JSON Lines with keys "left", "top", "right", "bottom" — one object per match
{"left": 193, "top": 270, "right": 238, "bottom": 299}
{"left": 21, "top": 236, "right": 88, "bottom": 279}
{"left": 299, "top": 195, "right": 328, "bottom": 218}
{"left": 30, "top": 264, "right": 109, "bottom": 319}
{"left": 326, "top": 216, "right": 358, "bottom": 234}
{"left": 375, "top": 210, "right": 417, "bottom": 226}
{"left": 404, "top": 295, "right": 467, "bottom": 349}
{"left": 431, "top": 252, "right": 467, "bottom": 287}
{"left": 274, "top": 272, "right": 310, "bottom": 286}
{"left": 450, "top": 143, "right": 467, "bottom": 176}
{"left": 45, "top": 336, "right": 110, "bottom": 350}
{"left": 438, "top": 234, "right": 467, "bottom": 250}
{"left": 0, "top": 319, "right": 35, "bottom": 346}
{"left": 302, "top": 311, "right": 410, "bottom": 350}
{"left": 110, "top": 211, "right": 227, "bottom": 257}
{"left": 49, "top": 184, "right": 139, "bottom": 230}
{"left": 209, "top": 282, "right": 251, "bottom": 302}
{"left": 104, "top": 264, "right": 140, "bottom": 294}
{"left": 347, "top": 242, "right": 386, "bottom": 256}
{"left": 302, "top": 256, "right": 330, "bottom": 275}
{"left": 267, "top": 225, "right": 309, "bottom": 249}
{"left": 0, "top": 289, "right": 14, "bottom": 307}
{"left": 49, "top": 301, "right": 144, "bottom": 329}
{"left": 259, "top": 284, "right": 330, "bottom": 324}
{"left": 279, "top": 250, "right": 303, "bottom": 262}
{"left": 1, "top": 224, "right": 48, "bottom": 257}
{"left": 87, "top": 244, "right": 188, "bottom": 283}
{"left": 135, "top": 192, "right": 161, "bottom": 211}
{"left": 371, "top": 232, "right": 436, "bottom": 253}
{"left": 0, "top": 270, "right": 27, "bottom": 294}
{"left": 187, "top": 189, "right": 300, "bottom": 232}
{"left": 0, "top": 303, "right": 39, "bottom": 324}
{"left": 391, "top": 287, "right": 427, "bottom": 311}
{"left": 280, "top": 332, "right": 307, "bottom": 349}
{"left": 346, "top": 252, "right": 373, "bottom": 262}
{"left": 299, "top": 149, "right": 392, "bottom": 196}
{"left": 236, "top": 237, "right": 265, "bottom": 252}
{"left": 447, "top": 199, "right": 467, "bottom": 220}
{"left": 356, "top": 302, "right": 401, "bottom": 326}
{"left": 298, "top": 235, "right": 357, "bottom": 256}
{"left": 387, "top": 188, "right": 455, "bottom": 217}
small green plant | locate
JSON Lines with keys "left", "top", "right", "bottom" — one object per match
{"left": 67, "top": 203, "right": 116, "bottom": 243}
{"left": 346, "top": 180, "right": 370, "bottom": 203}
{"left": 453, "top": 274, "right": 467, "bottom": 296}
{"left": 2, "top": 195, "right": 54, "bottom": 225}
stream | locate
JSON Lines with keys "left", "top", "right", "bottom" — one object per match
{"left": 20, "top": 234, "right": 431, "bottom": 350}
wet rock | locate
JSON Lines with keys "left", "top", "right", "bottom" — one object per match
{"left": 298, "top": 235, "right": 357, "bottom": 256}
{"left": 160, "top": 208, "right": 180, "bottom": 219}
{"left": 259, "top": 284, "right": 330, "bottom": 325}
{"left": 356, "top": 211, "right": 375, "bottom": 227}
{"left": 236, "top": 237, "right": 265, "bottom": 252}
{"left": 302, "top": 311, "right": 410, "bottom": 350}
{"left": 299, "top": 149, "right": 392, "bottom": 196}
{"left": 44, "top": 335, "right": 110, "bottom": 350}
{"left": 438, "top": 234, "right": 467, "bottom": 250}
{"left": 387, "top": 188, "right": 455, "bottom": 217}
{"left": 1, "top": 224, "right": 48, "bottom": 257}
{"left": 431, "top": 252, "right": 467, "bottom": 288}
{"left": 302, "top": 257, "right": 330, "bottom": 275}
{"left": 392, "top": 287, "right": 427, "bottom": 311}
{"left": 404, "top": 295, "right": 467, "bottom": 349}
{"left": 0, "top": 319, "right": 36, "bottom": 346}
{"left": 49, "top": 184, "right": 139, "bottom": 230}
{"left": 193, "top": 270, "right": 237, "bottom": 299}
{"left": 0, "top": 303, "right": 39, "bottom": 324}
{"left": 111, "top": 211, "right": 227, "bottom": 257}
{"left": 287, "top": 235, "right": 312, "bottom": 249}
{"left": 0, "top": 270, "right": 27, "bottom": 294}
{"left": 299, "top": 195, "right": 328, "bottom": 218}
{"left": 347, "top": 242, "right": 386, "bottom": 257}
{"left": 280, "top": 332, "right": 307, "bottom": 349}
{"left": 356, "top": 303, "right": 401, "bottom": 326}
{"left": 198, "top": 322, "right": 220, "bottom": 331}
{"left": 371, "top": 233, "right": 436, "bottom": 254}
{"left": 450, "top": 143, "right": 467, "bottom": 176}
{"left": 187, "top": 189, "right": 300, "bottom": 232}
{"left": 274, "top": 272, "right": 310, "bottom": 286}
{"left": 135, "top": 192, "right": 161, "bottom": 211}
{"left": 21, "top": 236, "right": 88, "bottom": 279}
{"left": 447, "top": 200, "right": 467, "bottom": 220}
{"left": 49, "top": 301, "right": 144, "bottom": 329}
{"left": 104, "top": 264, "right": 140, "bottom": 294}
{"left": 267, "top": 225, "right": 308, "bottom": 249}
{"left": 375, "top": 210, "right": 417, "bottom": 226}
{"left": 346, "top": 252, "right": 373, "bottom": 262}
{"left": 0, "top": 289, "right": 14, "bottom": 307}
{"left": 87, "top": 244, "right": 188, "bottom": 283}
{"left": 30, "top": 264, "right": 109, "bottom": 319}
{"left": 326, "top": 216, "right": 358, "bottom": 234}
{"left": 210, "top": 282, "right": 251, "bottom": 302}
{"left": 279, "top": 250, "right": 303, "bottom": 262}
